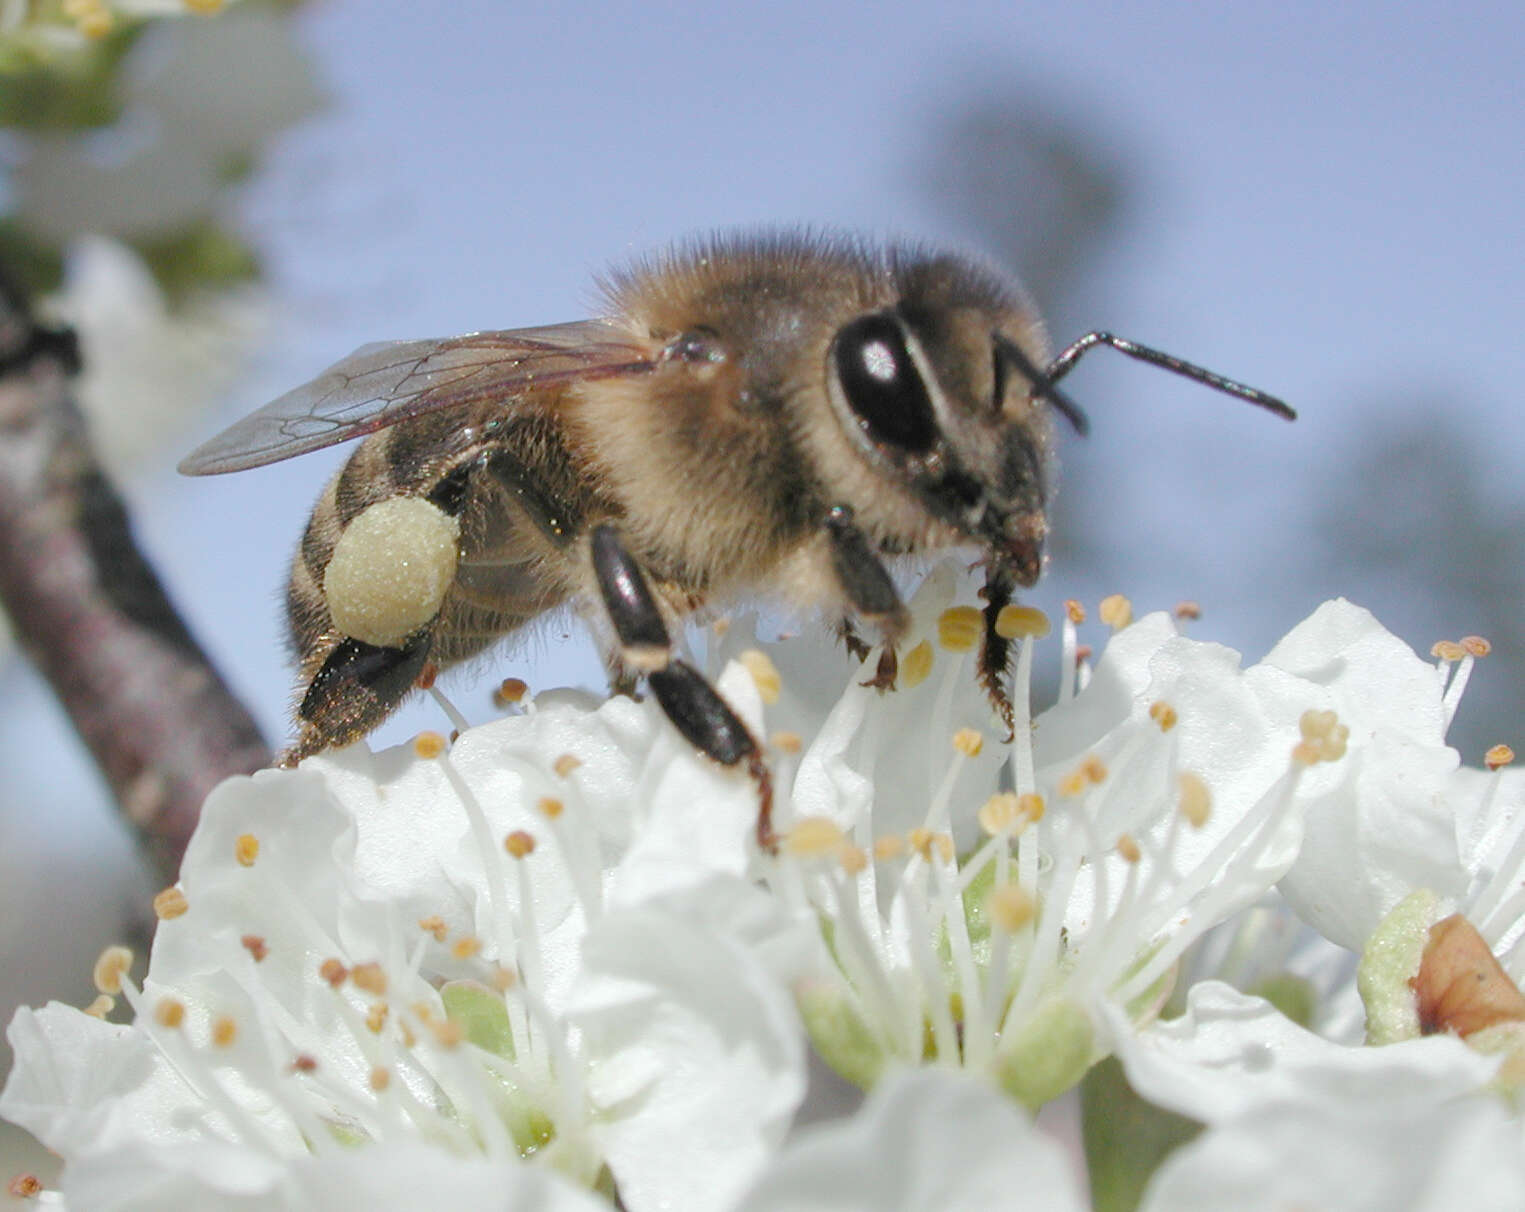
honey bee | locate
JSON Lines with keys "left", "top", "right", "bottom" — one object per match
{"left": 181, "top": 231, "right": 1292, "bottom": 848}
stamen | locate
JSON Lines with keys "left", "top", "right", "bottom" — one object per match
{"left": 952, "top": 727, "right": 985, "bottom": 758}
{"left": 240, "top": 935, "right": 269, "bottom": 962}
{"left": 210, "top": 1015, "right": 237, "bottom": 1047}
{"left": 552, "top": 752, "right": 581, "bottom": 777}
{"left": 413, "top": 731, "right": 448, "bottom": 760}
{"left": 988, "top": 883, "right": 1036, "bottom": 932}
{"left": 8, "top": 1175, "right": 44, "bottom": 1199}
{"left": 153, "top": 887, "right": 189, "bottom": 920}
{"left": 452, "top": 936, "right": 482, "bottom": 960}
{"left": 319, "top": 958, "right": 348, "bottom": 988}
{"left": 536, "top": 796, "right": 564, "bottom": 820}
{"left": 1098, "top": 594, "right": 1133, "bottom": 629}
{"left": 1149, "top": 701, "right": 1178, "bottom": 732}
{"left": 1173, "top": 600, "right": 1202, "bottom": 622}
{"left": 771, "top": 730, "right": 803, "bottom": 754}
{"left": 786, "top": 816, "right": 847, "bottom": 858}
{"left": 234, "top": 833, "right": 260, "bottom": 867}
{"left": 494, "top": 677, "right": 530, "bottom": 707}
{"left": 937, "top": 606, "right": 983, "bottom": 652}
{"left": 1486, "top": 744, "right": 1515, "bottom": 771}
{"left": 1178, "top": 772, "right": 1212, "bottom": 827}
{"left": 93, "top": 945, "right": 132, "bottom": 995}
{"left": 504, "top": 831, "right": 536, "bottom": 858}
{"left": 738, "top": 649, "right": 783, "bottom": 704}
{"left": 979, "top": 792, "right": 1023, "bottom": 836}
{"left": 995, "top": 605, "right": 1050, "bottom": 640}
{"left": 1065, "top": 599, "right": 1086, "bottom": 625}
{"left": 900, "top": 640, "right": 934, "bottom": 688}
{"left": 428, "top": 686, "right": 472, "bottom": 736}
{"left": 84, "top": 995, "right": 113, "bottom": 1019}
{"left": 418, "top": 915, "right": 448, "bottom": 942}
{"left": 351, "top": 962, "right": 388, "bottom": 996}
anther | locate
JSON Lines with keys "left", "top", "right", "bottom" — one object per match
{"left": 839, "top": 845, "right": 869, "bottom": 875}
{"left": 290, "top": 1054, "right": 318, "bottom": 1074}
{"left": 432, "top": 1019, "right": 464, "bottom": 1049}
{"left": 154, "top": 998, "right": 185, "bottom": 1029}
{"left": 738, "top": 649, "right": 783, "bottom": 704}
{"left": 979, "top": 791, "right": 1023, "bottom": 836}
{"left": 1431, "top": 640, "right": 1465, "bottom": 663}
{"left": 365, "top": 1003, "right": 388, "bottom": 1033}
{"left": 900, "top": 640, "right": 934, "bottom": 688}
{"left": 988, "top": 884, "right": 1037, "bottom": 932}
{"left": 413, "top": 731, "right": 448, "bottom": 759}
{"left": 537, "top": 796, "right": 564, "bottom": 819}
{"left": 452, "top": 936, "right": 482, "bottom": 960}
{"left": 84, "top": 995, "right": 113, "bottom": 1019}
{"left": 504, "top": 830, "right": 536, "bottom": 858}
{"left": 784, "top": 816, "right": 846, "bottom": 857}
{"left": 1299, "top": 709, "right": 1339, "bottom": 740}
{"left": 1081, "top": 755, "right": 1108, "bottom": 784}
{"left": 369, "top": 1066, "right": 391, "bottom": 1092}
{"left": 153, "top": 887, "right": 189, "bottom": 920}
{"left": 1116, "top": 834, "right": 1142, "bottom": 863}
{"left": 211, "top": 1015, "right": 237, "bottom": 1047}
{"left": 908, "top": 827, "right": 935, "bottom": 860}
{"left": 9, "top": 1174, "right": 44, "bottom": 1198}
{"left": 771, "top": 730, "right": 803, "bottom": 754}
{"left": 1487, "top": 744, "right": 1516, "bottom": 771}
{"left": 1098, "top": 594, "right": 1133, "bottom": 629}
{"left": 351, "top": 962, "right": 388, "bottom": 995}
{"left": 873, "top": 833, "right": 906, "bottom": 861}
{"left": 1462, "top": 636, "right": 1492, "bottom": 658}
{"left": 319, "top": 958, "right": 349, "bottom": 988}
{"left": 995, "top": 605, "right": 1051, "bottom": 640}
{"left": 952, "top": 727, "right": 985, "bottom": 758}
{"left": 1149, "top": 701, "right": 1178, "bottom": 732}
{"left": 414, "top": 663, "right": 439, "bottom": 691}
{"left": 553, "top": 753, "right": 581, "bottom": 777}
{"left": 493, "top": 677, "right": 529, "bottom": 706}
{"left": 240, "top": 935, "right": 269, "bottom": 962}
{"left": 234, "top": 833, "right": 260, "bottom": 867}
{"left": 1064, "top": 599, "right": 1086, "bottom": 625}
{"left": 1057, "top": 769, "right": 1088, "bottom": 798}
{"left": 938, "top": 606, "right": 983, "bottom": 652}
{"left": 418, "top": 915, "right": 448, "bottom": 941}
{"left": 1178, "top": 772, "right": 1212, "bottom": 827}
{"left": 93, "top": 945, "right": 132, "bottom": 995}
{"left": 1174, "top": 600, "right": 1202, "bottom": 621}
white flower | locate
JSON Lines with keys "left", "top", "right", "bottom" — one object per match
{"left": 761, "top": 571, "right": 1344, "bottom": 1106}
{"left": 1, "top": 668, "right": 806, "bottom": 1212}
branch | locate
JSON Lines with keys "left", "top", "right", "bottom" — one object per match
{"left": 0, "top": 274, "right": 270, "bottom": 882}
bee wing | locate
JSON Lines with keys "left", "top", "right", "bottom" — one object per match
{"left": 178, "top": 319, "right": 655, "bottom": 475}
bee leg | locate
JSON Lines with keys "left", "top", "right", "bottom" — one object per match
{"left": 977, "top": 572, "right": 1017, "bottom": 739}
{"left": 589, "top": 523, "right": 775, "bottom": 852}
{"left": 823, "top": 505, "right": 908, "bottom": 692}
{"left": 281, "top": 633, "right": 433, "bottom": 764}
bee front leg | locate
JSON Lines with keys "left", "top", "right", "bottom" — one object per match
{"left": 978, "top": 570, "right": 1018, "bottom": 739}
{"left": 823, "top": 505, "right": 908, "bottom": 691}
{"left": 589, "top": 523, "right": 775, "bottom": 851}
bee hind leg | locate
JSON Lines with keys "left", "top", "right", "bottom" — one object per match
{"left": 589, "top": 523, "right": 775, "bottom": 852}
{"left": 281, "top": 632, "right": 434, "bottom": 765}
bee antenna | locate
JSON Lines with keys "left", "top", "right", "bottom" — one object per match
{"left": 1046, "top": 332, "right": 1297, "bottom": 422}
{"left": 993, "top": 333, "right": 1090, "bottom": 436}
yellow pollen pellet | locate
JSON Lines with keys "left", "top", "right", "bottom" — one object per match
{"left": 319, "top": 958, "right": 349, "bottom": 987}
{"left": 504, "top": 830, "right": 536, "bottom": 858}
{"left": 771, "top": 730, "right": 803, "bottom": 754}
{"left": 908, "top": 827, "right": 935, "bottom": 860}
{"left": 494, "top": 677, "right": 529, "bottom": 706}
{"left": 155, "top": 998, "right": 185, "bottom": 1029}
{"left": 1174, "top": 600, "right": 1202, "bottom": 621}
{"left": 369, "top": 1066, "right": 391, "bottom": 1092}
{"left": 900, "top": 640, "right": 934, "bottom": 688}
{"left": 290, "top": 1054, "right": 318, "bottom": 1074}
{"left": 413, "top": 731, "right": 448, "bottom": 759}
{"left": 93, "top": 945, "right": 133, "bottom": 995}
{"left": 938, "top": 605, "right": 983, "bottom": 652}
{"left": 784, "top": 816, "right": 846, "bottom": 857}
{"left": 987, "top": 884, "right": 1037, "bottom": 932}
{"left": 952, "top": 727, "right": 984, "bottom": 758}
{"left": 873, "top": 833, "right": 906, "bottom": 861}
{"left": 153, "top": 887, "right": 189, "bottom": 920}
{"left": 452, "top": 936, "right": 482, "bottom": 960}
{"left": 738, "top": 649, "right": 782, "bottom": 705}
{"left": 84, "top": 994, "right": 114, "bottom": 1019}
{"left": 537, "top": 796, "right": 565, "bottom": 820}
{"left": 995, "top": 604, "right": 1051, "bottom": 640}
{"left": 234, "top": 833, "right": 260, "bottom": 867}
{"left": 418, "top": 915, "right": 448, "bottom": 942}
{"left": 1149, "top": 701, "right": 1178, "bottom": 732}
{"left": 1082, "top": 754, "right": 1108, "bottom": 784}
{"left": 1178, "top": 771, "right": 1212, "bottom": 827}
{"left": 1098, "top": 594, "right": 1133, "bottom": 629}
{"left": 241, "top": 934, "right": 269, "bottom": 962}
{"left": 553, "top": 752, "right": 581, "bottom": 777}
{"left": 1064, "top": 598, "right": 1086, "bottom": 624}
{"left": 1116, "top": 834, "right": 1141, "bottom": 863}
{"left": 351, "top": 962, "right": 388, "bottom": 996}
{"left": 1057, "top": 769, "right": 1088, "bottom": 798}
{"left": 1486, "top": 744, "right": 1516, "bottom": 771}
{"left": 1431, "top": 640, "right": 1465, "bottom": 662}
{"left": 979, "top": 791, "right": 1023, "bottom": 835}
{"left": 365, "top": 1003, "right": 389, "bottom": 1034}
{"left": 211, "top": 1016, "right": 237, "bottom": 1047}
{"left": 433, "top": 1019, "right": 464, "bottom": 1049}
{"left": 1299, "top": 709, "right": 1339, "bottom": 741}
{"left": 1462, "top": 635, "right": 1492, "bottom": 658}
{"left": 838, "top": 845, "right": 869, "bottom": 875}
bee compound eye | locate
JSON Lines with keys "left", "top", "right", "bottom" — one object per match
{"left": 832, "top": 313, "right": 938, "bottom": 454}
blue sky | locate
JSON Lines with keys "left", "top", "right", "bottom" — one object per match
{"left": 3, "top": 0, "right": 1523, "bottom": 1031}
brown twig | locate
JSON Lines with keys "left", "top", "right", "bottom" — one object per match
{"left": 0, "top": 272, "right": 269, "bottom": 882}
